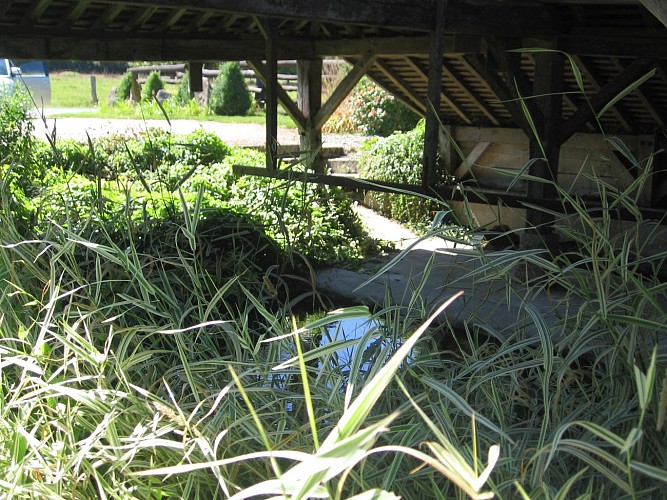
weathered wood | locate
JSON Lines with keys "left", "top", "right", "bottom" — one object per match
{"left": 96, "top": 0, "right": 435, "bottom": 31}
{"left": 571, "top": 55, "right": 633, "bottom": 133}
{"left": 559, "top": 57, "right": 655, "bottom": 143}
{"left": 258, "top": 17, "right": 279, "bottom": 171}
{"left": 559, "top": 35, "right": 667, "bottom": 59}
{"left": 313, "top": 55, "right": 376, "bottom": 129}
{"left": 521, "top": 48, "right": 564, "bottom": 253}
{"left": 232, "top": 165, "right": 667, "bottom": 223}
{"left": 248, "top": 60, "right": 307, "bottom": 131}
{"left": 297, "top": 58, "right": 324, "bottom": 172}
{"left": 188, "top": 61, "right": 203, "bottom": 93}
{"left": 405, "top": 56, "right": 472, "bottom": 125}
{"left": 639, "top": 0, "right": 667, "bottom": 29}
{"left": 454, "top": 141, "right": 491, "bottom": 181}
{"left": 423, "top": 0, "right": 445, "bottom": 188}
{"left": 374, "top": 60, "right": 426, "bottom": 115}
{"left": 442, "top": 59, "right": 500, "bottom": 126}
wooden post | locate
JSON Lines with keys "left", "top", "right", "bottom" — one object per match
{"left": 297, "top": 59, "right": 324, "bottom": 172}
{"left": 423, "top": 0, "right": 445, "bottom": 188}
{"left": 90, "top": 75, "right": 98, "bottom": 104}
{"left": 188, "top": 61, "right": 203, "bottom": 94}
{"left": 262, "top": 20, "right": 279, "bottom": 171}
{"left": 520, "top": 48, "right": 564, "bottom": 254}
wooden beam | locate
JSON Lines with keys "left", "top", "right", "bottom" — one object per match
{"left": 639, "top": 0, "right": 667, "bottom": 29}
{"left": 123, "top": 6, "right": 158, "bottom": 32}
{"left": 559, "top": 35, "right": 667, "bottom": 59}
{"left": 58, "top": 0, "right": 92, "bottom": 28}
{"left": 313, "top": 34, "right": 486, "bottom": 57}
{"left": 232, "top": 165, "right": 667, "bottom": 223}
{"left": 423, "top": 0, "right": 446, "bottom": 188}
{"left": 559, "top": 58, "right": 656, "bottom": 143}
{"left": 258, "top": 17, "right": 278, "bottom": 171}
{"left": 405, "top": 57, "right": 472, "bottom": 125}
{"left": 462, "top": 54, "right": 534, "bottom": 135}
{"left": 441, "top": 59, "right": 500, "bottom": 126}
{"left": 609, "top": 57, "right": 667, "bottom": 131}
{"left": 95, "top": 0, "right": 435, "bottom": 31}
{"left": 518, "top": 47, "right": 565, "bottom": 253}
{"left": 571, "top": 55, "right": 633, "bottom": 133}
{"left": 373, "top": 61, "right": 426, "bottom": 115}
{"left": 92, "top": 4, "right": 126, "bottom": 31}
{"left": 23, "top": 0, "right": 52, "bottom": 24}
{"left": 313, "top": 55, "right": 376, "bottom": 130}
{"left": 454, "top": 141, "right": 491, "bottom": 181}
{"left": 248, "top": 60, "right": 307, "bottom": 131}
{"left": 188, "top": 61, "right": 203, "bottom": 93}
{"left": 297, "top": 58, "right": 324, "bottom": 172}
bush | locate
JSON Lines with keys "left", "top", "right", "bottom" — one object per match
{"left": 209, "top": 61, "right": 251, "bottom": 116}
{"left": 0, "top": 89, "right": 33, "bottom": 164}
{"left": 141, "top": 70, "right": 164, "bottom": 102}
{"left": 175, "top": 69, "right": 192, "bottom": 104}
{"left": 117, "top": 72, "right": 133, "bottom": 101}
{"left": 358, "top": 121, "right": 436, "bottom": 230}
{"left": 351, "top": 77, "right": 420, "bottom": 136}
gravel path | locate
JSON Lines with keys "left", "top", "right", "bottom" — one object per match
{"left": 33, "top": 115, "right": 367, "bottom": 151}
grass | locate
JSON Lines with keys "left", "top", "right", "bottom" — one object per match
{"left": 48, "top": 71, "right": 296, "bottom": 127}
{"left": 2, "top": 59, "right": 667, "bottom": 498}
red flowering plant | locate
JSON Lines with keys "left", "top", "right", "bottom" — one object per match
{"left": 351, "top": 78, "right": 420, "bottom": 136}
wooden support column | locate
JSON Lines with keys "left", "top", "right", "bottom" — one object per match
{"left": 258, "top": 18, "right": 278, "bottom": 171}
{"left": 520, "top": 48, "right": 564, "bottom": 254}
{"left": 423, "top": 0, "right": 445, "bottom": 188}
{"left": 297, "top": 59, "right": 324, "bottom": 172}
{"left": 188, "top": 61, "right": 203, "bottom": 94}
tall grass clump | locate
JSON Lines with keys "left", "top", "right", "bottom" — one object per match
{"left": 2, "top": 53, "right": 666, "bottom": 499}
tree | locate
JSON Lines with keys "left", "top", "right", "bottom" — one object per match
{"left": 209, "top": 62, "right": 251, "bottom": 116}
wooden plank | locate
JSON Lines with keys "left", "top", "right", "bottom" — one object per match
{"left": 58, "top": 0, "right": 92, "bottom": 28}
{"left": 123, "top": 6, "right": 158, "bottom": 31}
{"left": 559, "top": 35, "right": 667, "bottom": 59}
{"left": 314, "top": 55, "right": 376, "bottom": 130}
{"left": 454, "top": 141, "right": 491, "bottom": 180}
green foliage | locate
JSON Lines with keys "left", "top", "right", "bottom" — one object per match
{"left": 209, "top": 61, "right": 252, "bottom": 116}
{"left": 358, "top": 121, "right": 437, "bottom": 231}
{"left": 117, "top": 71, "right": 133, "bottom": 101}
{"left": 351, "top": 77, "right": 420, "bottom": 136}
{"left": 141, "top": 70, "right": 164, "bottom": 102}
{"left": 0, "top": 89, "right": 33, "bottom": 164}
{"left": 175, "top": 69, "right": 192, "bottom": 104}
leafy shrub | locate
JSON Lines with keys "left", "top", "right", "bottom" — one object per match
{"left": 117, "top": 72, "right": 133, "bottom": 101}
{"left": 209, "top": 61, "right": 251, "bottom": 116}
{"left": 351, "top": 77, "right": 420, "bottom": 136}
{"left": 175, "top": 69, "right": 192, "bottom": 104}
{"left": 0, "top": 89, "right": 33, "bottom": 164}
{"left": 358, "top": 121, "right": 436, "bottom": 230}
{"left": 141, "top": 70, "right": 164, "bottom": 102}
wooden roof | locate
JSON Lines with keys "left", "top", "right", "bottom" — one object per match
{"left": 1, "top": 0, "right": 666, "bottom": 134}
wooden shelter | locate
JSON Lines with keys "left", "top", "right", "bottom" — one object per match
{"left": 2, "top": 0, "right": 667, "bottom": 243}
